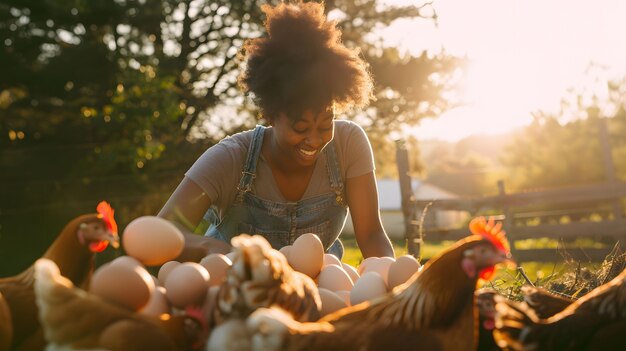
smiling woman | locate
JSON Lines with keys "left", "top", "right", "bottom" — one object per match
{"left": 158, "top": 2, "right": 395, "bottom": 263}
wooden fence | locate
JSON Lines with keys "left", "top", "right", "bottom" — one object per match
{"left": 396, "top": 120, "right": 626, "bottom": 262}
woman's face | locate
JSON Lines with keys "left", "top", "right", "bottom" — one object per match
{"left": 270, "top": 108, "right": 334, "bottom": 168}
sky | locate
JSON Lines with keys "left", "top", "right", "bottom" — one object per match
{"left": 379, "top": 0, "right": 626, "bottom": 141}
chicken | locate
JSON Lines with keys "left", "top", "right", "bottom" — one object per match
{"left": 210, "top": 234, "right": 321, "bottom": 328}
{"left": 0, "top": 201, "right": 119, "bottom": 351}
{"left": 246, "top": 217, "right": 512, "bottom": 351}
{"left": 476, "top": 289, "right": 501, "bottom": 351}
{"left": 494, "top": 267, "right": 626, "bottom": 351}
{"left": 521, "top": 285, "right": 573, "bottom": 319}
{"left": 33, "top": 258, "right": 206, "bottom": 351}
{"left": 0, "top": 292, "right": 12, "bottom": 351}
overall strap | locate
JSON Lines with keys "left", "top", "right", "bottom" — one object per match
{"left": 236, "top": 125, "right": 265, "bottom": 202}
{"left": 323, "top": 141, "right": 346, "bottom": 206}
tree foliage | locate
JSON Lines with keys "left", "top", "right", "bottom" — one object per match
{"left": 0, "top": 0, "right": 462, "bottom": 274}
{"left": 500, "top": 78, "right": 626, "bottom": 191}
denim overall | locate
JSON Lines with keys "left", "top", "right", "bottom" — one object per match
{"left": 205, "top": 125, "right": 348, "bottom": 258}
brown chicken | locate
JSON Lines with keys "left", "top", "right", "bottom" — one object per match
{"left": 246, "top": 217, "right": 512, "bottom": 351}
{"left": 494, "top": 267, "right": 626, "bottom": 351}
{"left": 210, "top": 234, "right": 321, "bottom": 329}
{"left": 0, "top": 201, "right": 119, "bottom": 351}
{"left": 33, "top": 258, "right": 206, "bottom": 351}
{"left": 476, "top": 289, "right": 502, "bottom": 351}
{"left": 521, "top": 285, "right": 573, "bottom": 319}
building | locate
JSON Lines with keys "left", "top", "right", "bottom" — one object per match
{"left": 342, "top": 178, "right": 467, "bottom": 239}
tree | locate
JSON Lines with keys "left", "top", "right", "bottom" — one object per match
{"left": 500, "top": 77, "right": 626, "bottom": 191}
{"left": 0, "top": 0, "right": 462, "bottom": 275}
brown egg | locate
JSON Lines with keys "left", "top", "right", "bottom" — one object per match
{"left": 317, "top": 264, "right": 354, "bottom": 292}
{"left": 140, "top": 286, "right": 171, "bottom": 316}
{"left": 318, "top": 288, "right": 348, "bottom": 316}
{"left": 109, "top": 255, "right": 142, "bottom": 268}
{"left": 122, "top": 216, "right": 184, "bottom": 266}
{"left": 350, "top": 271, "right": 387, "bottom": 306}
{"left": 157, "top": 261, "right": 181, "bottom": 285}
{"left": 288, "top": 233, "right": 324, "bottom": 279}
{"left": 341, "top": 262, "right": 360, "bottom": 283}
{"left": 200, "top": 253, "right": 232, "bottom": 287}
{"left": 388, "top": 255, "right": 421, "bottom": 290}
{"left": 279, "top": 245, "right": 292, "bottom": 261}
{"left": 225, "top": 251, "right": 238, "bottom": 262}
{"left": 164, "top": 262, "right": 210, "bottom": 308}
{"left": 90, "top": 262, "right": 155, "bottom": 311}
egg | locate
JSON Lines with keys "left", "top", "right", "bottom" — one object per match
{"left": 356, "top": 256, "right": 379, "bottom": 275}
{"left": 388, "top": 255, "right": 422, "bottom": 290}
{"left": 334, "top": 290, "right": 351, "bottom": 306}
{"left": 318, "top": 288, "right": 348, "bottom": 316}
{"left": 288, "top": 233, "right": 324, "bottom": 279}
{"left": 109, "top": 255, "right": 142, "bottom": 268}
{"left": 225, "top": 251, "right": 238, "bottom": 262}
{"left": 164, "top": 262, "right": 210, "bottom": 308}
{"left": 122, "top": 216, "right": 185, "bottom": 266}
{"left": 158, "top": 261, "right": 181, "bottom": 285}
{"left": 200, "top": 253, "right": 232, "bottom": 287}
{"left": 317, "top": 264, "right": 354, "bottom": 292}
{"left": 279, "top": 245, "right": 292, "bottom": 260}
{"left": 323, "top": 253, "right": 341, "bottom": 267}
{"left": 350, "top": 271, "right": 387, "bottom": 306}
{"left": 140, "top": 286, "right": 171, "bottom": 316}
{"left": 90, "top": 261, "right": 155, "bottom": 311}
{"left": 341, "top": 262, "right": 360, "bottom": 283}
{"left": 361, "top": 257, "right": 395, "bottom": 288}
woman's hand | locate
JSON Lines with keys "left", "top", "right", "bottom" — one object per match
{"left": 346, "top": 171, "right": 395, "bottom": 258}
{"left": 177, "top": 233, "right": 232, "bottom": 262}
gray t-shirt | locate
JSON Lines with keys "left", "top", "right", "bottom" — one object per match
{"left": 185, "top": 120, "right": 375, "bottom": 218}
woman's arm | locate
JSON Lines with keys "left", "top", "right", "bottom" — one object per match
{"left": 345, "top": 171, "right": 395, "bottom": 258}
{"left": 158, "top": 177, "right": 231, "bottom": 262}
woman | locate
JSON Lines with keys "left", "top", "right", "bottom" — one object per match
{"left": 159, "top": 2, "right": 394, "bottom": 262}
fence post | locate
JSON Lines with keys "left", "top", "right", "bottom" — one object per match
{"left": 396, "top": 140, "right": 420, "bottom": 259}
{"left": 497, "top": 179, "right": 518, "bottom": 260}
{"left": 598, "top": 117, "right": 624, "bottom": 221}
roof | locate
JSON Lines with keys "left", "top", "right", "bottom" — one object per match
{"left": 376, "top": 178, "right": 458, "bottom": 210}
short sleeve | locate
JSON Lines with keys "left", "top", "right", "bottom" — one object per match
{"left": 335, "top": 120, "right": 375, "bottom": 179}
{"left": 184, "top": 133, "right": 249, "bottom": 209}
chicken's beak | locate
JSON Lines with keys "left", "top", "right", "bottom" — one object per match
{"left": 494, "top": 250, "right": 515, "bottom": 267}
{"left": 107, "top": 232, "right": 121, "bottom": 249}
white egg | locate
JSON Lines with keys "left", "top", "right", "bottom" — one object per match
{"left": 388, "top": 255, "right": 421, "bottom": 290}
{"left": 361, "top": 257, "right": 395, "bottom": 288}
{"left": 318, "top": 288, "right": 348, "bottom": 316}
{"left": 350, "top": 271, "right": 387, "bottom": 306}
{"left": 317, "top": 264, "right": 354, "bottom": 292}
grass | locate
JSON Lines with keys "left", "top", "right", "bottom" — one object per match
{"left": 342, "top": 234, "right": 626, "bottom": 301}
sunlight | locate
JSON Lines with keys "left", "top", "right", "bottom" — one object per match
{"left": 377, "top": 0, "right": 626, "bottom": 141}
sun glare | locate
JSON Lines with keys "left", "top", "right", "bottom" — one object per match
{"left": 379, "top": 0, "right": 626, "bottom": 141}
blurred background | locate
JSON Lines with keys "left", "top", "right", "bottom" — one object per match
{"left": 1, "top": 0, "right": 625, "bottom": 281}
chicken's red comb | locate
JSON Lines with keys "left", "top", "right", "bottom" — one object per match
{"left": 96, "top": 201, "right": 117, "bottom": 234}
{"left": 469, "top": 216, "right": 510, "bottom": 254}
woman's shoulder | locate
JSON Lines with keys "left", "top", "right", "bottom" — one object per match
{"left": 333, "top": 119, "right": 369, "bottom": 147}
{"left": 217, "top": 128, "right": 256, "bottom": 152}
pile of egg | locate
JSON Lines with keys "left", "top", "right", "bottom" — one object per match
{"left": 89, "top": 217, "right": 421, "bottom": 320}
{"left": 280, "top": 233, "right": 422, "bottom": 317}
{"left": 89, "top": 216, "right": 232, "bottom": 318}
